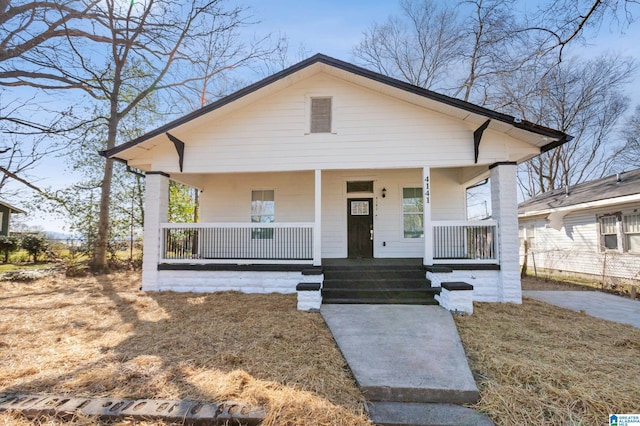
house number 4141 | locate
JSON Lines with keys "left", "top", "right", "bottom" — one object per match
{"left": 424, "top": 177, "right": 430, "bottom": 204}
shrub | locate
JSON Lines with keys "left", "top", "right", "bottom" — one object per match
{"left": 0, "top": 235, "right": 19, "bottom": 263}
{"left": 21, "top": 234, "right": 49, "bottom": 263}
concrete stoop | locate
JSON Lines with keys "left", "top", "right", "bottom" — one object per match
{"left": 367, "top": 402, "right": 494, "bottom": 426}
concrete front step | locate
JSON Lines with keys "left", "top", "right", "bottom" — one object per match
{"left": 367, "top": 402, "right": 494, "bottom": 426}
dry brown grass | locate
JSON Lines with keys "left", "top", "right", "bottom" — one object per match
{"left": 456, "top": 298, "right": 640, "bottom": 425}
{"left": 0, "top": 272, "right": 371, "bottom": 426}
{"left": 521, "top": 276, "right": 596, "bottom": 291}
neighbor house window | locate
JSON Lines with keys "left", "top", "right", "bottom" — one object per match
{"left": 519, "top": 222, "right": 535, "bottom": 249}
{"left": 251, "top": 190, "right": 274, "bottom": 239}
{"left": 310, "top": 97, "right": 332, "bottom": 133}
{"left": 623, "top": 213, "right": 640, "bottom": 252}
{"left": 599, "top": 215, "right": 619, "bottom": 250}
{"left": 403, "top": 188, "right": 423, "bottom": 238}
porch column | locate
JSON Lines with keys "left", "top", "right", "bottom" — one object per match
{"left": 489, "top": 162, "right": 521, "bottom": 303}
{"left": 423, "top": 166, "right": 433, "bottom": 266}
{"left": 142, "top": 172, "right": 169, "bottom": 291}
{"left": 313, "top": 169, "right": 322, "bottom": 266}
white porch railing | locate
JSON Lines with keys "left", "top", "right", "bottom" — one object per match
{"left": 160, "top": 223, "right": 314, "bottom": 264}
{"left": 432, "top": 220, "right": 498, "bottom": 264}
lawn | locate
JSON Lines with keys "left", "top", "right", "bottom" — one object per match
{"left": 1, "top": 272, "right": 639, "bottom": 425}
{"left": 456, "top": 289, "right": 640, "bottom": 425}
{"left": 0, "top": 271, "right": 370, "bottom": 425}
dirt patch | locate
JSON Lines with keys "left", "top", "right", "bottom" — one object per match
{"left": 0, "top": 272, "right": 371, "bottom": 425}
{"left": 456, "top": 299, "right": 640, "bottom": 425}
{"left": 521, "top": 276, "right": 596, "bottom": 291}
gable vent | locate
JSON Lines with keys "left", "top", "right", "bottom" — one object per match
{"left": 310, "top": 97, "right": 332, "bottom": 133}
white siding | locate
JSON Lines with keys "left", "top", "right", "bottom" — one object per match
{"left": 199, "top": 171, "right": 315, "bottom": 222}
{"left": 141, "top": 73, "right": 536, "bottom": 173}
{"left": 519, "top": 201, "right": 640, "bottom": 281}
{"left": 196, "top": 168, "right": 466, "bottom": 259}
{"left": 321, "top": 168, "right": 464, "bottom": 258}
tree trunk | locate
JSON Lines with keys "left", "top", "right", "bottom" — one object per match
{"left": 92, "top": 108, "right": 119, "bottom": 272}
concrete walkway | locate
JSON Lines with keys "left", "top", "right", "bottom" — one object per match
{"left": 321, "top": 304, "right": 493, "bottom": 425}
{"left": 524, "top": 291, "right": 640, "bottom": 329}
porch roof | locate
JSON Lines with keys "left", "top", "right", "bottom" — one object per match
{"left": 102, "top": 54, "right": 571, "bottom": 164}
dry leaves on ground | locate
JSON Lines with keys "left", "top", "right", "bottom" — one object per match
{"left": 456, "top": 298, "right": 640, "bottom": 425}
{"left": 0, "top": 271, "right": 371, "bottom": 426}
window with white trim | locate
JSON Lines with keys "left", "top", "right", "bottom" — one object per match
{"left": 599, "top": 215, "right": 619, "bottom": 250}
{"left": 519, "top": 222, "right": 536, "bottom": 249}
{"left": 251, "top": 190, "right": 274, "bottom": 239}
{"left": 310, "top": 97, "right": 332, "bottom": 133}
{"left": 597, "top": 213, "right": 640, "bottom": 253}
{"left": 403, "top": 188, "right": 423, "bottom": 238}
{"left": 623, "top": 213, "right": 640, "bottom": 252}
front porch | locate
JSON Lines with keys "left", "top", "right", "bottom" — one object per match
{"left": 143, "top": 163, "right": 521, "bottom": 306}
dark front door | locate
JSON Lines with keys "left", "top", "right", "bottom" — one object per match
{"left": 347, "top": 198, "right": 373, "bottom": 258}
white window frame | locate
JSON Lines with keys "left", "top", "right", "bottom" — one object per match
{"left": 402, "top": 187, "right": 424, "bottom": 239}
{"left": 623, "top": 213, "right": 640, "bottom": 253}
{"left": 598, "top": 214, "right": 622, "bottom": 252}
{"left": 251, "top": 189, "right": 275, "bottom": 240}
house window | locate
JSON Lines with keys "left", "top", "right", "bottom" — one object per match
{"left": 347, "top": 181, "right": 374, "bottom": 193}
{"left": 519, "top": 223, "right": 535, "bottom": 249}
{"left": 624, "top": 213, "right": 640, "bottom": 252}
{"left": 403, "top": 188, "right": 423, "bottom": 238}
{"left": 599, "top": 215, "right": 619, "bottom": 250}
{"left": 251, "top": 190, "right": 274, "bottom": 239}
{"left": 310, "top": 97, "right": 332, "bottom": 133}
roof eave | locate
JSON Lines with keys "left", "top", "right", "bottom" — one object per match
{"left": 103, "top": 53, "right": 572, "bottom": 160}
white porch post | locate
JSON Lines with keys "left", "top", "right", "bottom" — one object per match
{"left": 423, "top": 166, "right": 433, "bottom": 266}
{"left": 313, "top": 169, "right": 322, "bottom": 266}
{"left": 142, "top": 172, "right": 169, "bottom": 291}
{"left": 489, "top": 162, "right": 522, "bottom": 303}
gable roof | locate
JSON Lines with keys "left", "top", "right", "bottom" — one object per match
{"left": 0, "top": 200, "right": 26, "bottom": 214}
{"left": 102, "top": 53, "right": 571, "bottom": 162}
{"left": 518, "top": 170, "right": 640, "bottom": 217}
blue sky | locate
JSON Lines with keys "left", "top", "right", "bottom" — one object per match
{"left": 14, "top": 0, "right": 640, "bottom": 232}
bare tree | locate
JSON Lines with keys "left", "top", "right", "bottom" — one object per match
{"left": 620, "top": 105, "right": 640, "bottom": 168}
{"left": 3, "top": 0, "right": 283, "bottom": 270}
{"left": 353, "top": 0, "right": 465, "bottom": 90}
{"left": 500, "top": 54, "right": 636, "bottom": 197}
{"left": 519, "top": 0, "right": 639, "bottom": 62}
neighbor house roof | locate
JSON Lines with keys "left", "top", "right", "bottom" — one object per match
{"left": 518, "top": 169, "right": 640, "bottom": 218}
{"left": 102, "top": 53, "right": 571, "bottom": 162}
{"left": 0, "top": 200, "right": 26, "bottom": 214}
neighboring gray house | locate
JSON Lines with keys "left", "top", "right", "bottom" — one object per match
{"left": 518, "top": 170, "right": 640, "bottom": 283}
{"left": 102, "top": 54, "right": 570, "bottom": 310}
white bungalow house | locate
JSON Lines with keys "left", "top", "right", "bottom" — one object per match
{"left": 102, "top": 54, "right": 570, "bottom": 310}
{"left": 518, "top": 170, "right": 640, "bottom": 284}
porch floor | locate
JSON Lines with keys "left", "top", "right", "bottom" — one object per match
{"left": 322, "top": 257, "right": 424, "bottom": 267}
